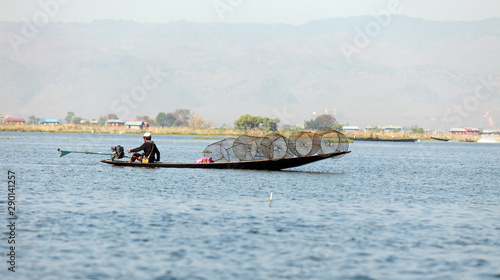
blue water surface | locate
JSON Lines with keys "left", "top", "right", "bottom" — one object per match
{"left": 0, "top": 132, "right": 499, "bottom": 280}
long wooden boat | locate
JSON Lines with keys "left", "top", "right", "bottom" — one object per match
{"left": 431, "top": 136, "right": 450, "bottom": 142}
{"left": 101, "top": 151, "right": 350, "bottom": 171}
{"left": 349, "top": 137, "right": 417, "bottom": 142}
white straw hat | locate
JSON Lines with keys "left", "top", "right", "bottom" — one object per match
{"left": 143, "top": 132, "right": 151, "bottom": 138}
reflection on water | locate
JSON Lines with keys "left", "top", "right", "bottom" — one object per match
{"left": 0, "top": 132, "right": 499, "bottom": 280}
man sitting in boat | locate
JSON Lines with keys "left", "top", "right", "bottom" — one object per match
{"left": 128, "top": 132, "right": 161, "bottom": 163}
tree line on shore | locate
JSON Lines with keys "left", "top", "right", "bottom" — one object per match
{"left": 24, "top": 110, "right": 349, "bottom": 133}
{"left": 5, "top": 111, "right": 437, "bottom": 139}
{"left": 22, "top": 109, "right": 428, "bottom": 135}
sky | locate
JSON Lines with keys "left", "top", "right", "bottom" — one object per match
{"left": 1, "top": 0, "right": 499, "bottom": 128}
{"left": 0, "top": 0, "right": 499, "bottom": 24}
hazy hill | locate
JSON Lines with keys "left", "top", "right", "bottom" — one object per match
{"left": 1, "top": 16, "right": 499, "bottom": 129}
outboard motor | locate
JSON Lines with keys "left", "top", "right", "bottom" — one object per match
{"left": 111, "top": 145, "right": 125, "bottom": 160}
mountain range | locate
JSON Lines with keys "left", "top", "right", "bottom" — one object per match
{"left": 1, "top": 16, "right": 499, "bottom": 129}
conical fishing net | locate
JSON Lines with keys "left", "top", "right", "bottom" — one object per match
{"left": 335, "top": 131, "right": 350, "bottom": 155}
{"left": 203, "top": 129, "right": 349, "bottom": 162}
{"left": 233, "top": 135, "right": 260, "bottom": 161}
{"left": 220, "top": 137, "right": 236, "bottom": 162}
{"left": 316, "top": 127, "right": 350, "bottom": 155}
{"left": 287, "top": 131, "right": 319, "bottom": 156}
{"left": 311, "top": 127, "right": 337, "bottom": 154}
{"left": 203, "top": 140, "right": 226, "bottom": 162}
{"left": 260, "top": 133, "right": 288, "bottom": 160}
{"left": 251, "top": 137, "right": 267, "bottom": 160}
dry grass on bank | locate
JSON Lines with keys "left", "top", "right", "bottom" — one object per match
{"left": 0, "top": 124, "right": 479, "bottom": 141}
{"left": 0, "top": 124, "right": 269, "bottom": 137}
{"left": 342, "top": 130, "right": 479, "bottom": 141}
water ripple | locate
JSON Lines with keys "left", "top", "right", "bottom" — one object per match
{"left": 0, "top": 133, "right": 498, "bottom": 279}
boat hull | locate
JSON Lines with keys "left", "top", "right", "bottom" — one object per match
{"left": 101, "top": 151, "right": 350, "bottom": 170}
{"left": 431, "top": 137, "right": 450, "bottom": 142}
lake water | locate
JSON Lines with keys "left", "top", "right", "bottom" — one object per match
{"left": 1, "top": 132, "right": 499, "bottom": 280}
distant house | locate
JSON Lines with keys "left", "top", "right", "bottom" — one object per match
{"left": 125, "top": 120, "right": 146, "bottom": 131}
{"left": 379, "top": 125, "right": 402, "bottom": 132}
{"left": 342, "top": 126, "right": 360, "bottom": 133}
{"left": 105, "top": 120, "right": 125, "bottom": 127}
{"left": 464, "top": 127, "right": 480, "bottom": 135}
{"left": 450, "top": 128, "right": 466, "bottom": 135}
{"left": 39, "top": 119, "right": 60, "bottom": 125}
{"left": 4, "top": 118, "right": 25, "bottom": 125}
{"left": 90, "top": 120, "right": 99, "bottom": 125}
{"left": 451, "top": 127, "right": 480, "bottom": 135}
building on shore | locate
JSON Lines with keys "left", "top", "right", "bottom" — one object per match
{"left": 342, "top": 126, "right": 360, "bottom": 133}
{"left": 125, "top": 120, "right": 147, "bottom": 131}
{"left": 379, "top": 125, "right": 402, "bottom": 132}
{"left": 450, "top": 127, "right": 480, "bottom": 135}
{"left": 3, "top": 118, "right": 25, "bottom": 124}
{"left": 39, "top": 119, "right": 60, "bottom": 125}
{"left": 481, "top": 129, "right": 500, "bottom": 135}
{"left": 365, "top": 125, "right": 402, "bottom": 132}
{"left": 105, "top": 120, "right": 125, "bottom": 127}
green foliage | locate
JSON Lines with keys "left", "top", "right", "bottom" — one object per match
{"left": 262, "top": 117, "right": 279, "bottom": 131}
{"left": 107, "top": 113, "right": 119, "bottom": 120}
{"left": 65, "top": 111, "right": 75, "bottom": 124}
{"left": 411, "top": 125, "right": 424, "bottom": 134}
{"left": 304, "top": 114, "right": 341, "bottom": 130}
{"left": 137, "top": 115, "right": 155, "bottom": 126}
{"left": 156, "top": 109, "right": 192, "bottom": 127}
{"left": 28, "top": 115, "right": 40, "bottom": 124}
{"left": 234, "top": 114, "right": 279, "bottom": 131}
{"left": 234, "top": 114, "right": 260, "bottom": 129}
{"left": 332, "top": 122, "right": 343, "bottom": 131}
{"left": 72, "top": 117, "right": 82, "bottom": 125}
{"left": 172, "top": 109, "right": 191, "bottom": 126}
{"left": 165, "top": 113, "right": 177, "bottom": 126}
{"left": 156, "top": 112, "right": 168, "bottom": 127}
{"left": 98, "top": 116, "right": 107, "bottom": 126}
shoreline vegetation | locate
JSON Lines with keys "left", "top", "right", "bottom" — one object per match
{"left": 0, "top": 124, "right": 482, "bottom": 142}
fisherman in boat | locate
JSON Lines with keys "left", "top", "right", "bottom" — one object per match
{"left": 128, "top": 132, "right": 161, "bottom": 163}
